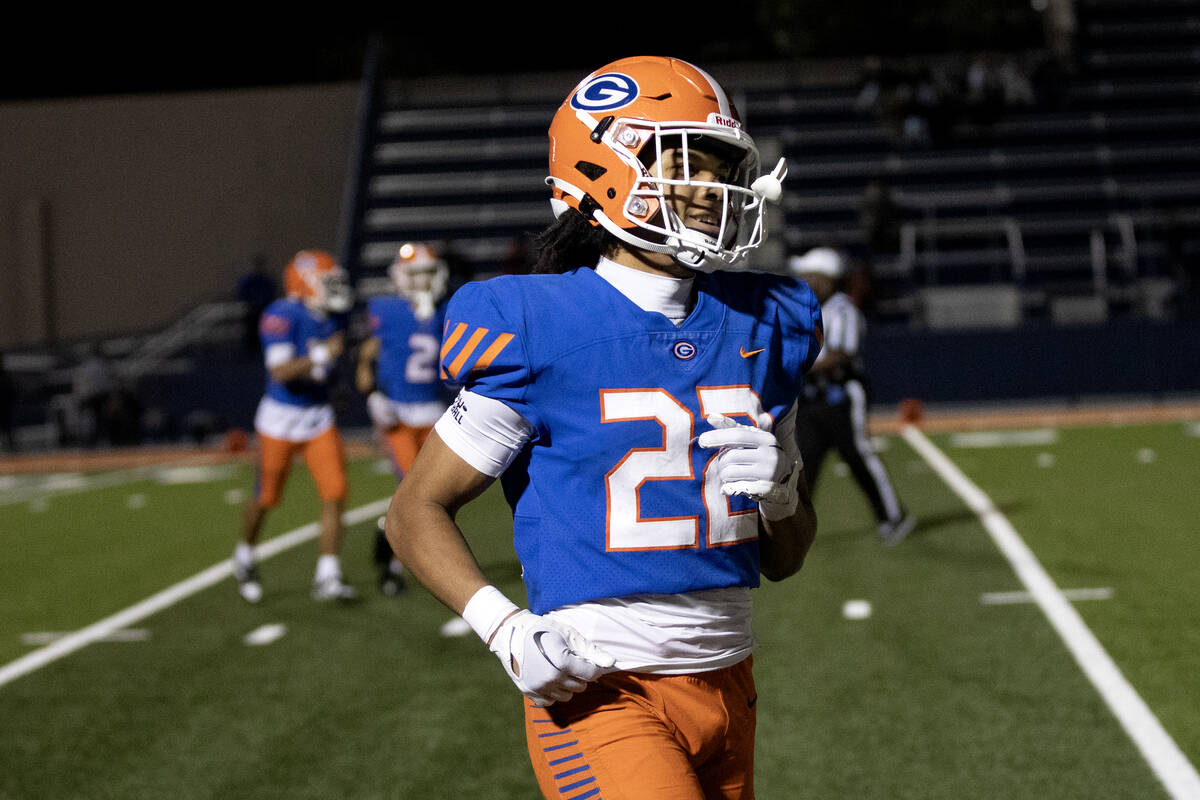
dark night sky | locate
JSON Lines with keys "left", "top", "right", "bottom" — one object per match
{"left": 0, "top": 17, "right": 780, "bottom": 103}
{"left": 2, "top": 6, "right": 1044, "bottom": 103}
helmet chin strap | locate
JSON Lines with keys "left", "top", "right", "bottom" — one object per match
{"left": 674, "top": 240, "right": 722, "bottom": 272}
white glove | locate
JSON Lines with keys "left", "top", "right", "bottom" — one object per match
{"left": 461, "top": 586, "right": 616, "bottom": 706}
{"left": 697, "top": 414, "right": 801, "bottom": 521}
{"left": 307, "top": 341, "right": 331, "bottom": 381}
{"left": 366, "top": 390, "right": 400, "bottom": 429}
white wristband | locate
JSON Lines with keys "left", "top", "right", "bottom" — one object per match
{"left": 309, "top": 343, "right": 331, "bottom": 367}
{"left": 461, "top": 585, "right": 520, "bottom": 644}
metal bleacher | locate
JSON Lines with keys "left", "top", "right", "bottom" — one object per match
{"left": 341, "top": 63, "right": 575, "bottom": 279}
{"left": 341, "top": 6, "right": 1200, "bottom": 328}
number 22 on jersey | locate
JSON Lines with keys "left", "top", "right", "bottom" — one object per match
{"left": 601, "top": 386, "right": 765, "bottom": 552}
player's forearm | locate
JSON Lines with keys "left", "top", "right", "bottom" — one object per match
{"left": 758, "top": 478, "right": 817, "bottom": 581}
{"left": 270, "top": 357, "right": 324, "bottom": 383}
{"left": 809, "top": 349, "right": 851, "bottom": 375}
{"left": 354, "top": 363, "right": 375, "bottom": 394}
{"left": 354, "top": 338, "right": 380, "bottom": 393}
{"left": 385, "top": 491, "right": 489, "bottom": 615}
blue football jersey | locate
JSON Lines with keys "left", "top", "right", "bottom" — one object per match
{"left": 440, "top": 268, "right": 822, "bottom": 614}
{"left": 259, "top": 299, "right": 341, "bottom": 407}
{"left": 368, "top": 296, "right": 447, "bottom": 404}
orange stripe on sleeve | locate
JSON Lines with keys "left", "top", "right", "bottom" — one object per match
{"left": 447, "top": 327, "right": 489, "bottom": 379}
{"left": 472, "top": 333, "right": 514, "bottom": 373}
{"left": 440, "top": 322, "right": 469, "bottom": 380}
{"left": 441, "top": 322, "right": 468, "bottom": 361}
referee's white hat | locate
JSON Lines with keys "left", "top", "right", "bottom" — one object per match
{"left": 788, "top": 247, "right": 845, "bottom": 278}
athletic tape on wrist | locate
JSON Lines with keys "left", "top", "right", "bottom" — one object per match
{"left": 309, "top": 342, "right": 331, "bottom": 366}
{"left": 308, "top": 342, "right": 331, "bottom": 382}
{"left": 461, "top": 585, "right": 521, "bottom": 644}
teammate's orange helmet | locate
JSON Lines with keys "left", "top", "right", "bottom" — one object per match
{"left": 547, "top": 55, "right": 787, "bottom": 271}
{"left": 283, "top": 249, "right": 353, "bottom": 313}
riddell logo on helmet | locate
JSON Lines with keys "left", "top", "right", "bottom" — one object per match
{"left": 571, "top": 73, "right": 640, "bottom": 112}
{"left": 708, "top": 113, "right": 742, "bottom": 130}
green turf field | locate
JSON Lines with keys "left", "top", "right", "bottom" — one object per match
{"left": 1, "top": 420, "right": 1197, "bottom": 799}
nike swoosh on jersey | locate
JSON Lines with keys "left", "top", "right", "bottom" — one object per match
{"left": 739, "top": 346, "right": 765, "bottom": 358}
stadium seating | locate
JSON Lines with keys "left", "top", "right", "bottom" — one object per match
{"left": 340, "top": 1, "right": 1200, "bottom": 330}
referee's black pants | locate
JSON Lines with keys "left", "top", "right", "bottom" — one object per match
{"left": 793, "top": 382, "right": 904, "bottom": 525}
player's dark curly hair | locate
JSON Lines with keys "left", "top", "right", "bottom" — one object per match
{"left": 532, "top": 207, "right": 618, "bottom": 274}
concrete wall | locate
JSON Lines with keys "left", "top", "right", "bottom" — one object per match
{"left": 865, "top": 319, "right": 1200, "bottom": 405}
{"left": 0, "top": 82, "right": 361, "bottom": 348}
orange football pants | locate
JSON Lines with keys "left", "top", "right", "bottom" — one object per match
{"left": 254, "top": 427, "right": 347, "bottom": 507}
{"left": 380, "top": 423, "right": 433, "bottom": 478}
{"left": 525, "top": 658, "right": 757, "bottom": 800}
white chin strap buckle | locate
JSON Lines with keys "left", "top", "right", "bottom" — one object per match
{"left": 750, "top": 157, "right": 787, "bottom": 203}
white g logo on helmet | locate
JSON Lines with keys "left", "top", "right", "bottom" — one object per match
{"left": 570, "top": 73, "right": 639, "bottom": 112}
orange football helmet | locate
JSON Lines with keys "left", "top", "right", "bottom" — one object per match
{"left": 284, "top": 249, "right": 353, "bottom": 313}
{"left": 388, "top": 242, "right": 449, "bottom": 320}
{"left": 547, "top": 55, "right": 787, "bottom": 271}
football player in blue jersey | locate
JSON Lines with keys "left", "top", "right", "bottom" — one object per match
{"left": 384, "top": 56, "right": 821, "bottom": 798}
{"left": 233, "top": 250, "right": 359, "bottom": 603}
{"left": 355, "top": 242, "right": 453, "bottom": 596}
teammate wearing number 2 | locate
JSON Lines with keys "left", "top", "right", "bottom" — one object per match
{"left": 356, "top": 242, "right": 452, "bottom": 596}
{"left": 385, "top": 56, "right": 822, "bottom": 799}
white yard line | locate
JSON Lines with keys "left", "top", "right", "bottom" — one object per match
{"left": 0, "top": 498, "right": 390, "bottom": 689}
{"left": 0, "top": 464, "right": 239, "bottom": 507}
{"left": 901, "top": 425, "right": 1200, "bottom": 800}
{"left": 949, "top": 428, "right": 1059, "bottom": 448}
{"left": 982, "top": 587, "right": 1115, "bottom": 605}
{"left": 0, "top": 468, "right": 150, "bottom": 507}
{"left": 20, "top": 629, "right": 150, "bottom": 646}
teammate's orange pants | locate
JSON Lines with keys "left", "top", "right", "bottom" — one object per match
{"left": 254, "top": 427, "right": 347, "bottom": 507}
{"left": 380, "top": 423, "right": 433, "bottom": 478}
{"left": 525, "top": 658, "right": 756, "bottom": 800}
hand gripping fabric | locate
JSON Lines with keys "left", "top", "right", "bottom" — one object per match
{"left": 462, "top": 586, "right": 616, "bottom": 706}
{"left": 366, "top": 390, "right": 399, "bottom": 429}
{"left": 697, "top": 414, "right": 800, "bottom": 521}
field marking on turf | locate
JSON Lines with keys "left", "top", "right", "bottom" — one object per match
{"left": 842, "top": 599, "right": 872, "bottom": 620}
{"left": 243, "top": 623, "right": 287, "bottom": 646}
{"left": 0, "top": 464, "right": 239, "bottom": 507}
{"left": 21, "top": 629, "right": 150, "bottom": 646}
{"left": 0, "top": 469, "right": 137, "bottom": 507}
{"left": 0, "top": 497, "right": 391, "bottom": 690}
{"left": 949, "top": 428, "right": 1059, "bottom": 448}
{"left": 902, "top": 425, "right": 1200, "bottom": 800}
{"left": 982, "top": 587, "right": 1115, "bottom": 605}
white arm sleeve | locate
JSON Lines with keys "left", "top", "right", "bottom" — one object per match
{"left": 264, "top": 342, "right": 295, "bottom": 369}
{"left": 433, "top": 389, "right": 535, "bottom": 477}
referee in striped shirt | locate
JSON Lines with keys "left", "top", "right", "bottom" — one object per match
{"left": 789, "top": 247, "right": 916, "bottom": 545}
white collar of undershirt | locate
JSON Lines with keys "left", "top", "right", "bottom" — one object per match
{"left": 594, "top": 256, "right": 694, "bottom": 326}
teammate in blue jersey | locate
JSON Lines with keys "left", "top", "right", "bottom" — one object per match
{"left": 233, "top": 249, "right": 358, "bottom": 604}
{"left": 356, "top": 242, "right": 452, "bottom": 596}
{"left": 384, "top": 56, "right": 821, "bottom": 799}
